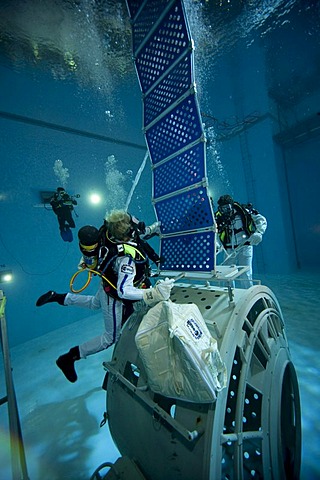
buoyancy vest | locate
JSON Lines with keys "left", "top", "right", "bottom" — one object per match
{"left": 51, "top": 193, "right": 76, "bottom": 211}
{"left": 97, "top": 226, "right": 150, "bottom": 300}
{"left": 216, "top": 202, "right": 256, "bottom": 248}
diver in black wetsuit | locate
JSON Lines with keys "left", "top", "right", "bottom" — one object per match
{"left": 50, "top": 187, "right": 78, "bottom": 233}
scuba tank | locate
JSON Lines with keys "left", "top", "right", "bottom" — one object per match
{"left": 78, "top": 225, "right": 100, "bottom": 269}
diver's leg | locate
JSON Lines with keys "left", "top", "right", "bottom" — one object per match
{"left": 236, "top": 246, "right": 253, "bottom": 288}
{"left": 36, "top": 288, "right": 101, "bottom": 308}
{"left": 65, "top": 209, "right": 75, "bottom": 228}
{"left": 64, "top": 286, "right": 102, "bottom": 311}
{"left": 57, "top": 214, "right": 66, "bottom": 231}
{"left": 55, "top": 287, "right": 103, "bottom": 382}
{"left": 218, "top": 250, "right": 235, "bottom": 288}
{"left": 55, "top": 286, "right": 122, "bottom": 382}
{"left": 68, "top": 215, "right": 76, "bottom": 229}
{"left": 78, "top": 292, "right": 123, "bottom": 358}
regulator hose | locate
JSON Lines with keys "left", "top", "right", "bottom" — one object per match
{"left": 69, "top": 267, "right": 116, "bottom": 293}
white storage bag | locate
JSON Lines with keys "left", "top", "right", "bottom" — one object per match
{"left": 135, "top": 301, "right": 227, "bottom": 403}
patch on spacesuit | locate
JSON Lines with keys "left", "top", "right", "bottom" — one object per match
{"left": 121, "top": 264, "right": 134, "bottom": 275}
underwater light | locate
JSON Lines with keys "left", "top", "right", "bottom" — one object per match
{"left": 89, "top": 193, "right": 102, "bottom": 205}
{"left": 0, "top": 270, "right": 13, "bottom": 283}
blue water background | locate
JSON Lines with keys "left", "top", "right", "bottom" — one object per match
{"left": 0, "top": 1, "right": 319, "bottom": 478}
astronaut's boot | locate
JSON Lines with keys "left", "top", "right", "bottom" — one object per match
{"left": 36, "top": 291, "right": 67, "bottom": 307}
{"left": 56, "top": 346, "right": 80, "bottom": 383}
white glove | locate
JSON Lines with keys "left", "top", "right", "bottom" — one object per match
{"left": 143, "top": 277, "right": 174, "bottom": 306}
{"left": 250, "top": 232, "right": 262, "bottom": 246}
{"left": 145, "top": 221, "right": 161, "bottom": 236}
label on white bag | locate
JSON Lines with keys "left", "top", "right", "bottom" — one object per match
{"left": 186, "top": 318, "right": 203, "bottom": 340}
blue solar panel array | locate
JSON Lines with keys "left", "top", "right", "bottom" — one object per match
{"left": 126, "top": 0, "right": 216, "bottom": 273}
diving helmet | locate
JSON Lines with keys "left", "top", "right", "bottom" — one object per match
{"left": 218, "top": 195, "right": 234, "bottom": 216}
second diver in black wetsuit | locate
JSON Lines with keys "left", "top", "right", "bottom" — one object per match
{"left": 50, "top": 187, "right": 78, "bottom": 236}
